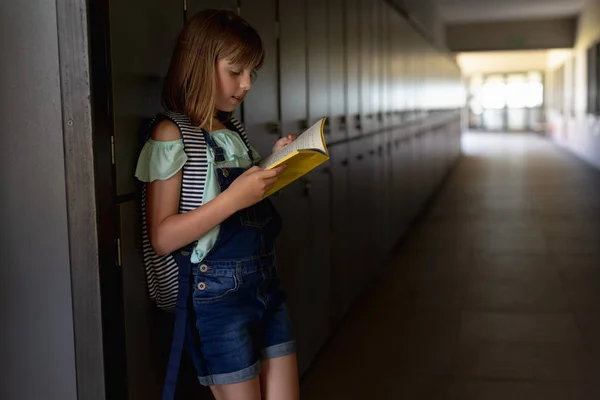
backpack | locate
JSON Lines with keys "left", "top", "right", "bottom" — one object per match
{"left": 139, "top": 110, "right": 252, "bottom": 312}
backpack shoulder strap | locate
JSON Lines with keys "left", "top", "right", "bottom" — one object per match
{"left": 161, "top": 110, "right": 209, "bottom": 213}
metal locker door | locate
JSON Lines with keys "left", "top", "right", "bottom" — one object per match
{"left": 329, "top": 143, "right": 351, "bottom": 325}
{"left": 276, "top": 0, "right": 313, "bottom": 377}
{"left": 380, "top": 1, "right": 391, "bottom": 131}
{"left": 305, "top": 161, "right": 332, "bottom": 366}
{"left": 106, "top": 1, "right": 184, "bottom": 398}
{"left": 345, "top": 0, "right": 361, "bottom": 139}
{"left": 359, "top": 0, "right": 372, "bottom": 134}
{"left": 109, "top": 0, "right": 182, "bottom": 196}
{"left": 304, "top": 0, "right": 332, "bottom": 367}
{"left": 370, "top": 0, "right": 381, "bottom": 133}
{"left": 239, "top": 0, "right": 278, "bottom": 157}
{"left": 307, "top": 0, "right": 328, "bottom": 125}
{"left": 372, "top": 133, "right": 386, "bottom": 262}
{"left": 384, "top": 131, "right": 395, "bottom": 251}
{"left": 327, "top": 0, "right": 347, "bottom": 144}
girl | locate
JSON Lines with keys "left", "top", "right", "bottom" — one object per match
{"left": 135, "top": 9, "right": 299, "bottom": 400}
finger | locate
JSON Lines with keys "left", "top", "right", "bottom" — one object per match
{"left": 246, "top": 165, "right": 262, "bottom": 173}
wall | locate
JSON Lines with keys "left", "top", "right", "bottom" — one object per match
{"left": 0, "top": 1, "right": 78, "bottom": 399}
{"left": 547, "top": 0, "right": 600, "bottom": 169}
{"left": 447, "top": 17, "right": 577, "bottom": 52}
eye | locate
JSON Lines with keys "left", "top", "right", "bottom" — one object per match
{"left": 230, "top": 70, "right": 242, "bottom": 76}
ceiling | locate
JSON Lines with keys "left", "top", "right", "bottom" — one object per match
{"left": 434, "top": 0, "right": 588, "bottom": 23}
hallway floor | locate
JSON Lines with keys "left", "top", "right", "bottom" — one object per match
{"left": 300, "top": 133, "right": 600, "bottom": 399}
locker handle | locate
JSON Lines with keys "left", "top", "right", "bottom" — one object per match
{"left": 356, "top": 154, "right": 364, "bottom": 161}
{"left": 354, "top": 114, "right": 361, "bottom": 130}
{"left": 341, "top": 159, "right": 349, "bottom": 167}
{"left": 267, "top": 121, "right": 281, "bottom": 135}
{"left": 368, "top": 149, "right": 375, "bottom": 155}
{"left": 299, "top": 119, "right": 309, "bottom": 130}
{"left": 339, "top": 115, "right": 347, "bottom": 130}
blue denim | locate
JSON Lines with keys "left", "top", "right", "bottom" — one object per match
{"left": 162, "top": 126, "right": 295, "bottom": 399}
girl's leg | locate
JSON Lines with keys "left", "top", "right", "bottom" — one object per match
{"left": 260, "top": 354, "right": 300, "bottom": 400}
{"left": 210, "top": 377, "right": 261, "bottom": 400}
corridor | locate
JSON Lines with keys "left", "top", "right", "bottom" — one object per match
{"left": 301, "top": 133, "right": 600, "bottom": 399}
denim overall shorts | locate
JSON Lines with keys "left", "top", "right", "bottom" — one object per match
{"left": 162, "top": 128, "right": 296, "bottom": 399}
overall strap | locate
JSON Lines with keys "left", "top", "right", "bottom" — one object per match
{"left": 202, "top": 130, "right": 226, "bottom": 163}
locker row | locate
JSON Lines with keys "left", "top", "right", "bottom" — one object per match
{"left": 273, "top": 110, "right": 462, "bottom": 376}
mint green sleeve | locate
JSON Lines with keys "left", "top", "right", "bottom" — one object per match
{"left": 134, "top": 139, "right": 188, "bottom": 182}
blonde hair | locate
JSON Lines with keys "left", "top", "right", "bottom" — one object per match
{"left": 162, "top": 9, "right": 264, "bottom": 129}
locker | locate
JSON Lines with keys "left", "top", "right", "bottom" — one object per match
{"left": 359, "top": 0, "right": 373, "bottom": 133}
{"left": 345, "top": 0, "right": 361, "bottom": 139}
{"left": 275, "top": 0, "right": 313, "bottom": 377}
{"left": 372, "top": 133, "right": 387, "bottom": 261}
{"left": 239, "top": 0, "right": 279, "bottom": 157}
{"left": 304, "top": 162, "right": 332, "bottom": 366}
{"left": 119, "top": 201, "right": 162, "bottom": 400}
{"left": 327, "top": 0, "right": 347, "bottom": 143}
{"left": 279, "top": 0, "right": 308, "bottom": 136}
{"left": 380, "top": 1, "right": 391, "bottom": 130}
{"left": 370, "top": 0, "right": 382, "bottom": 133}
{"left": 348, "top": 137, "right": 375, "bottom": 286}
{"left": 329, "top": 143, "right": 351, "bottom": 324}
{"left": 307, "top": 0, "right": 329, "bottom": 125}
{"left": 110, "top": 0, "right": 182, "bottom": 196}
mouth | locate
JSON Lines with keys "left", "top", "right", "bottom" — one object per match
{"left": 232, "top": 95, "right": 243, "bottom": 103}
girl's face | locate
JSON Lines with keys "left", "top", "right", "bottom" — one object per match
{"left": 215, "top": 58, "right": 254, "bottom": 112}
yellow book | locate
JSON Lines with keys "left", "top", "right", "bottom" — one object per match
{"left": 259, "top": 118, "right": 329, "bottom": 197}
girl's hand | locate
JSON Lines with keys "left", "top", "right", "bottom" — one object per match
{"left": 224, "top": 165, "right": 286, "bottom": 210}
{"left": 272, "top": 134, "right": 297, "bottom": 153}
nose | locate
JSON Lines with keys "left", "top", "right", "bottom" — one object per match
{"left": 240, "top": 71, "right": 252, "bottom": 91}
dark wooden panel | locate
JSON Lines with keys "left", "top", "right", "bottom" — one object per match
{"left": 345, "top": 0, "right": 361, "bottom": 138}
{"left": 239, "top": 0, "right": 279, "bottom": 157}
{"left": 327, "top": 0, "right": 346, "bottom": 143}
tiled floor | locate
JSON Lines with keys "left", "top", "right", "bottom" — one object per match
{"left": 300, "top": 133, "right": 600, "bottom": 399}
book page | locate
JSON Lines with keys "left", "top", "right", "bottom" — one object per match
{"left": 259, "top": 119, "right": 325, "bottom": 169}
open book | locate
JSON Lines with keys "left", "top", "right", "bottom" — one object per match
{"left": 259, "top": 118, "right": 329, "bottom": 197}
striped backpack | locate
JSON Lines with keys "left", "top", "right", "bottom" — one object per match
{"left": 140, "top": 110, "right": 252, "bottom": 311}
